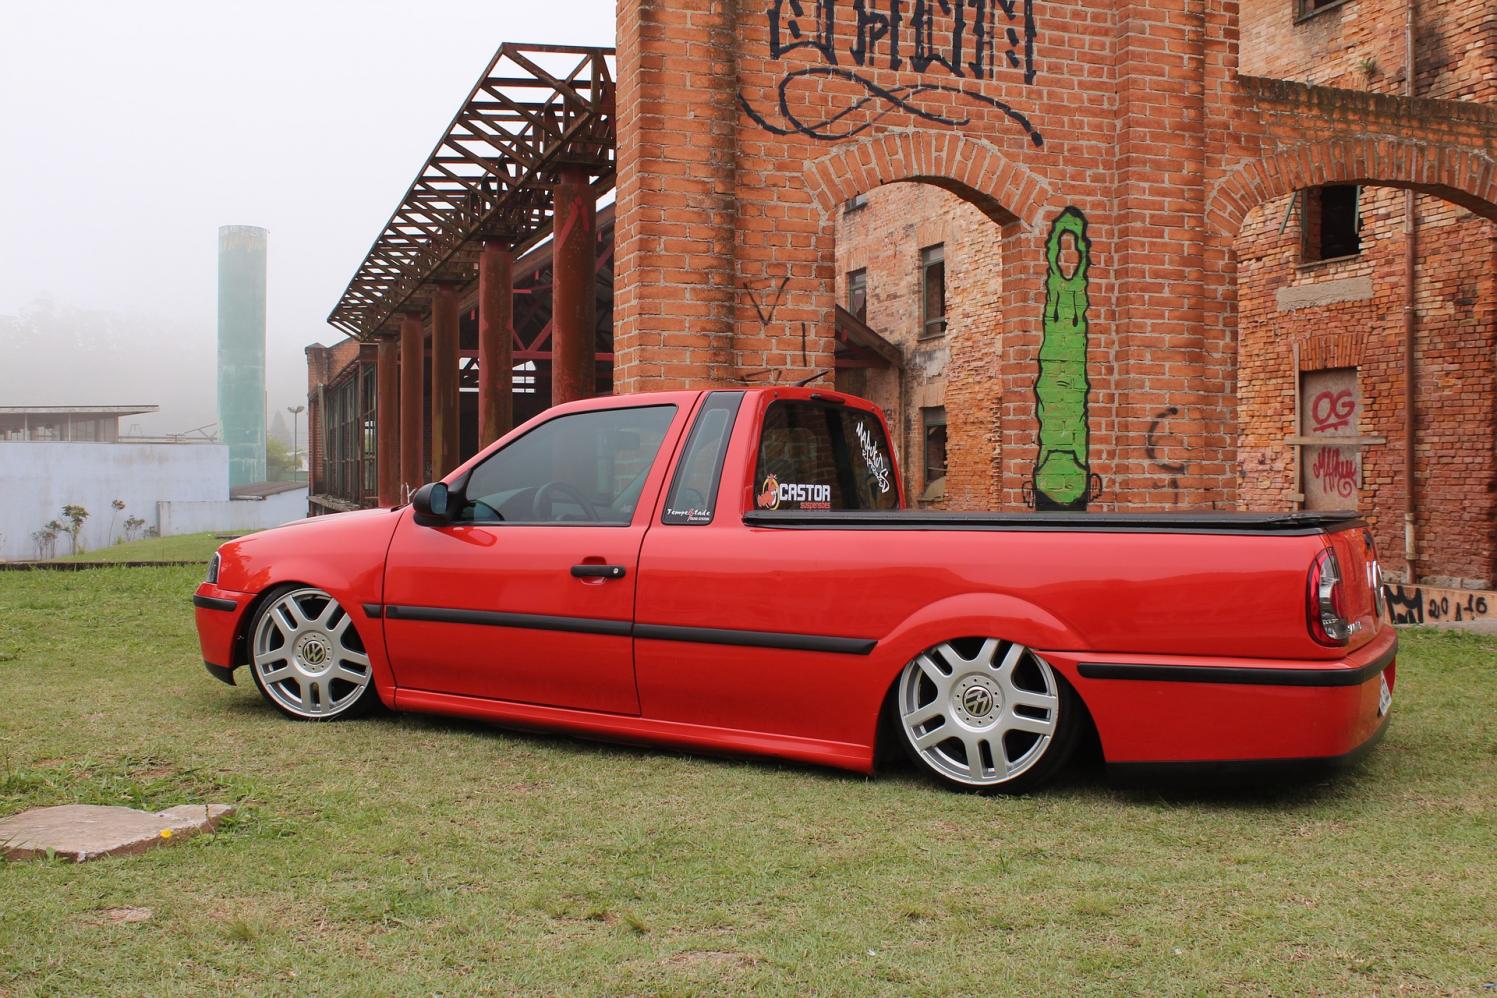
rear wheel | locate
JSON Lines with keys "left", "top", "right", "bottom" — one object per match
{"left": 894, "top": 637, "right": 1081, "bottom": 793}
{"left": 248, "top": 586, "right": 379, "bottom": 721}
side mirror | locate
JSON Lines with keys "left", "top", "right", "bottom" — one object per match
{"left": 411, "top": 482, "right": 452, "bottom": 526}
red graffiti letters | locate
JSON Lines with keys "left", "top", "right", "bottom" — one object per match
{"left": 1310, "top": 390, "right": 1355, "bottom": 433}
{"left": 1310, "top": 447, "right": 1357, "bottom": 498}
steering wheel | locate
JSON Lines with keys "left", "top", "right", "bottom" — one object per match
{"left": 532, "top": 480, "right": 600, "bottom": 522}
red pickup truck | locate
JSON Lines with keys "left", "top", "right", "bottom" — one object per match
{"left": 194, "top": 386, "right": 1395, "bottom": 793}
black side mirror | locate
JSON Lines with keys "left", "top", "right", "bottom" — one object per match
{"left": 411, "top": 482, "right": 452, "bottom": 526}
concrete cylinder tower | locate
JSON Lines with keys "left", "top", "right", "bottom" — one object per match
{"left": 217, "top": 225, "right": 268, "bottom": 487}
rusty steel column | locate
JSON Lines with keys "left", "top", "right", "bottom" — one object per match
{"left": 552, "top": 166, "right": 597, "bottom": 404}
{"left": 399, "top": 312, "right": 424, "bottom": 494}
{"left": 479, "top": 241, "right": 515, "bottom": 446}
{"left": 375, "top": 334, "right": 401, "bottom": 506}
{"left": 430, "top": 284, "right": 461, "bottom": 479}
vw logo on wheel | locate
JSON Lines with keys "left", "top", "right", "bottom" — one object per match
{"left": 961, "top": 686, "right": 993, "bottom": 717}
{"left": 301, "top": 639, "right": 328, "bottom": 666}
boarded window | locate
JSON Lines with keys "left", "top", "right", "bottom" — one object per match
{"left": 1300, "top": 367, "right": 1361, "bottom": 510}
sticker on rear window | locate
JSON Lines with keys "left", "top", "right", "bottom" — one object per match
{"left": 855, "top": 419, "right": 892, "bottom": 494}
{"left": 756, "top": 475, "right": 831, "bottom": 511}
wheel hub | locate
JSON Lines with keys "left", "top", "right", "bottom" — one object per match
{"left": 953, "top": 674, "right": 1002, "bottom": 726}
{"left": 294, "top": 632, "right": 333, "bottom": 674}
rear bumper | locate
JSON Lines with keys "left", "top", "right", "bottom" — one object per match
{"left": 1047, "top": 628, "right": 1397, "bottom": 765}
{"left": 193, "top": 583, "right": 252, "bottom": 676}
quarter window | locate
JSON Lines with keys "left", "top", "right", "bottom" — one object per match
{"left": 663, "top": 392, "right": 743, "bottom": 524}
{"left": 457, "top": 405, "right": 676, "bottom": 524}
{"left": 754, "top": 400, "right": 899, "bottom": 512}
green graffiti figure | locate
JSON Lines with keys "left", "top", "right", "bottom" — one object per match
{"left": 1032, "top": 207, "right": 1092, "bottom": 511}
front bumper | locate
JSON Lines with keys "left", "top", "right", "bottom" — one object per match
{"left": 193, "top": 582, "right": 252, "bottom": 679}
{"left": 1047, "top": 628, "right": 1397, "bottom": 766}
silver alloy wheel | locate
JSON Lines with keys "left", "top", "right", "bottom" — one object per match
{"left": 897, "top": 639, "right": 1061, "bottom": 786}
{"left": 251, "top": 587, "right": 372, "bottom": 718}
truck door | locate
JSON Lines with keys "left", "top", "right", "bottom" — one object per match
{"left": 382, "top": 401, "right": 687, "bottom": 714}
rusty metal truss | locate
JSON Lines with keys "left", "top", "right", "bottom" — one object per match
{"left": 328, "top": 43, "right": 616, "bottom": 339}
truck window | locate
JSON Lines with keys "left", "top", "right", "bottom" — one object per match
{"left": 663, "top": 392, "right": 743, "bottom": 524}
{"left": 754, "top": 400, "right": 898, "bottom": 512}
{"left": 457, "top": 405, "right": 676, "bottom": 524}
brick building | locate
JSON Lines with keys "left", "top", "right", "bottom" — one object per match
{"left": 322, "top": 3, "right": 1495, "bottom": 598}
{"left": 828, "top": 1, "right": 1496, "bottom": 587}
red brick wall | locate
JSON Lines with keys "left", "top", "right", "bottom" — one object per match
{"left": 612, "top": 0, "right": 1496, "bottom": 580}
{"left": 1235, "top": 0, "right": 1497, "bottom": 587}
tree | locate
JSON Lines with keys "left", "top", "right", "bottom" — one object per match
{"left": 266, "top": 437, "right": 296, "bottom": 481}
{"left": 60, "top": 504, "right": 89, "bottom": 555}
{"left": 108, "top": 498, "right": 126, "bottom": 544}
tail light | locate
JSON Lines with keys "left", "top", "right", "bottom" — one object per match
{"left": 1308, "top": 547, "right": 1352, "bottom": 645}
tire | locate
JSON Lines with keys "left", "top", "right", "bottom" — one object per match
{"left": 247, "top": 585, "right": 380, "bottom": 721}
{"left": 892, "top": 637, "right": 1082, "bottom": 794}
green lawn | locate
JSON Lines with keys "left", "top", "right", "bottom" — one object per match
{"left": 50, "top": 532, "right": 225, "bottom": 564}
{"left": 1, "top": 566, "right": 1494, "bottom": 996}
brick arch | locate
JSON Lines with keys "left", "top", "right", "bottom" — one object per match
{"left": 802, "top": 131, "right": 1056, "bottom": 230}
{"left": 1207, "top": 139, "right": 1497, "bottom": 234}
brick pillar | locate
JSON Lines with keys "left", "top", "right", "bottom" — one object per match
{"left": 375, "top": 334, "right": 400, "bottom": 506}
{"left": 478, "top": 241, "right": 514, "bottom": 445}
{"left": 552, "top": 166, "right": 597, "bottom": 404}
{"left": 430, "top": 285, "right": 460, "bottom": 478}
{"left": 399, "top": 312, "right": 424, "bottom": 492}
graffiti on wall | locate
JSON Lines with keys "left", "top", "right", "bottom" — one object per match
{"left": 1031, "top": 206, "right": 1091, "bottom": 511}
{"left": 740, "top": 1, "right": 1045, "bottom": 146}
{"left": 1382, "top": 582, "right": 1493, "bottom": 625}
{"left": 1300, "top": 368, "right": 1361, "bottom": 510}
{"left": 1146, "top": 405, "right": 1187, "bottom": 505}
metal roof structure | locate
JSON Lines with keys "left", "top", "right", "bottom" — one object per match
{"left": 328, "top": 43, "right": 617, "bottom": 340}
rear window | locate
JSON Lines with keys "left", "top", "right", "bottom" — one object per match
{"left": 754, "top": 400, "right": 898, "bottom": 512}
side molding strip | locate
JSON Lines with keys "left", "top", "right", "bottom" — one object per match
{"left": 375, "top": 605, "right": 875, "bottom": 655}
{"left": 1077, "top": 645, "right": 1396, "bottom": 688}
{"left": 192, "top": 594, "right": 238, "bottom": 612}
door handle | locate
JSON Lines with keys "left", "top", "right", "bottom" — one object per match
{"left": 571, "top": 564, "right": 627, "bottom": 580}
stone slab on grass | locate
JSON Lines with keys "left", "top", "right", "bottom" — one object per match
{"left": 0, "top": 803, "right": 235, "bottom": 862}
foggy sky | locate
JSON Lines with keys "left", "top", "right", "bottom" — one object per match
{"left": 0, "top": 1, "right": 615, "bottom": 435}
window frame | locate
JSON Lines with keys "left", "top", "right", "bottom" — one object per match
{"left": 920, "top": 243, "right": 947, "bottom": 340}
{"left": 1300, "top": 184, "right": 1363, "bottom": 265}
{"left": 922, "top": 406, "right": 948, "bottom": 489}
{"left": 846, "top": 267, "right": 868, "bottom": 322}
{"left": 453, "top": 403, "right": 680, "bottom": 528}
{"left": 1294, "top": 0, "right": 1352, "bottom": 24}
{"left": 748, "top": 396, "right": 902, "bottom": 514}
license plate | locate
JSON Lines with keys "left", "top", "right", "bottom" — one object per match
{"left": 1377, "top": 672, "right": 1392, "bottom": 717}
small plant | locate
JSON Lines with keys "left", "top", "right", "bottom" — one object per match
{"left": 144, "top": 526, "right": 160, "bottom": 539}
{"left": 124, "top": 516, "right": 145, "bottom": 542}
{"left": 1359, "top": 55, "right": 1379, "bottom": 78}
{"left": 60, "top": 504, "right": 90, "bottom": 556}
{"left": 33, "top": 520, "right": 62, "bottom": 560}
{"left": 108, "top": 499, "right": 126, "bottom": 544}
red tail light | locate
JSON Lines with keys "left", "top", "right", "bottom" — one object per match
{"left": 1308, "top": 547, "right": 1352, "bottom": 645}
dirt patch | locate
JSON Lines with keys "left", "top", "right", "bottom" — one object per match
{"left": 665, "top": 950, "right": 761, "bottom": 970}
{"left": 85, "top": 907, "right": 152, "bottom": 925}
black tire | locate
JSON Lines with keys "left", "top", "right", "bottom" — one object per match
{"left": 246, "top": 584, "right": 381, "bottom": 722}
{"left": 887, "top": 637, "right": 1084, "bottom": 794}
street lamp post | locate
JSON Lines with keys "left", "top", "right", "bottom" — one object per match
{"left": 287, "top": 405, "right": 305, "bottom": 476}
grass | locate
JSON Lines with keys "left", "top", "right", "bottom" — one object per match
{"left": 49, "top": 532, "right": 225, "bottom": 564}
{"left": 1, "top": 565, "right": 1495, "bottom": 995}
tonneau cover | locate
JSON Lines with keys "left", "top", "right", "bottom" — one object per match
{"left": 743, "top": 509, "right": 1364, "bottom": 535}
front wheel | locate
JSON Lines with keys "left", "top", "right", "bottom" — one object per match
{"left": 248, "top": 586, "right": 380, "bottom": 721}
{"left": 893, "top": 638, "right": 1081, "bottom": 793}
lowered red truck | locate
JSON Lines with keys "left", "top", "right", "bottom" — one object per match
{"left": 194, "top": 387, "right": 1394, "bottom": 793}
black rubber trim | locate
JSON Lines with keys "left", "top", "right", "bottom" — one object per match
{"left": 362, "top": 603, "right": 383, "bottom": 618}
{"left": 383, "top": 604, "right": 632, "bottom": 637}
{"left": 203, "top": 660, "right": 236, "bottom": 686}
{"left": 744, "top": 510, "right": 1367, "bottom": 536}
{"left": 193, "top": 594, "right": 239, "bottom": 612}
{"left": 375, "top": 604, "right": 874, "bottom": 654}
{"left": 1078, "top": 643, "right": 1396, "bottom": 688}
{"left": 634, "top": 623, "right": 876, "bottom": 655}
{"left": 1109, "top": 714, "right": 1389, "bottom": 784}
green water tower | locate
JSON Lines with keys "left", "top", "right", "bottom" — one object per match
{"left": 217, "top": 225, "right": 268, "bottom": 487}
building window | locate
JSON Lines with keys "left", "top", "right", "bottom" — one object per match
{"left": 921, "top": 244, "right": 946, "bottom": 339}
{"left": 922, "top": 407, "right": 947, "bottom": 489}
{"left": 844, "top": 192, "right": 868, "bottom": 213}
{"left": 847, "top": 268, "right": 867, "bottom": 322}
{"left": 1295, "top": 0, "right": 1351, "bottom": 22}
{"left": 1301, "top": 185, "right": 1361, "bottom": 262}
